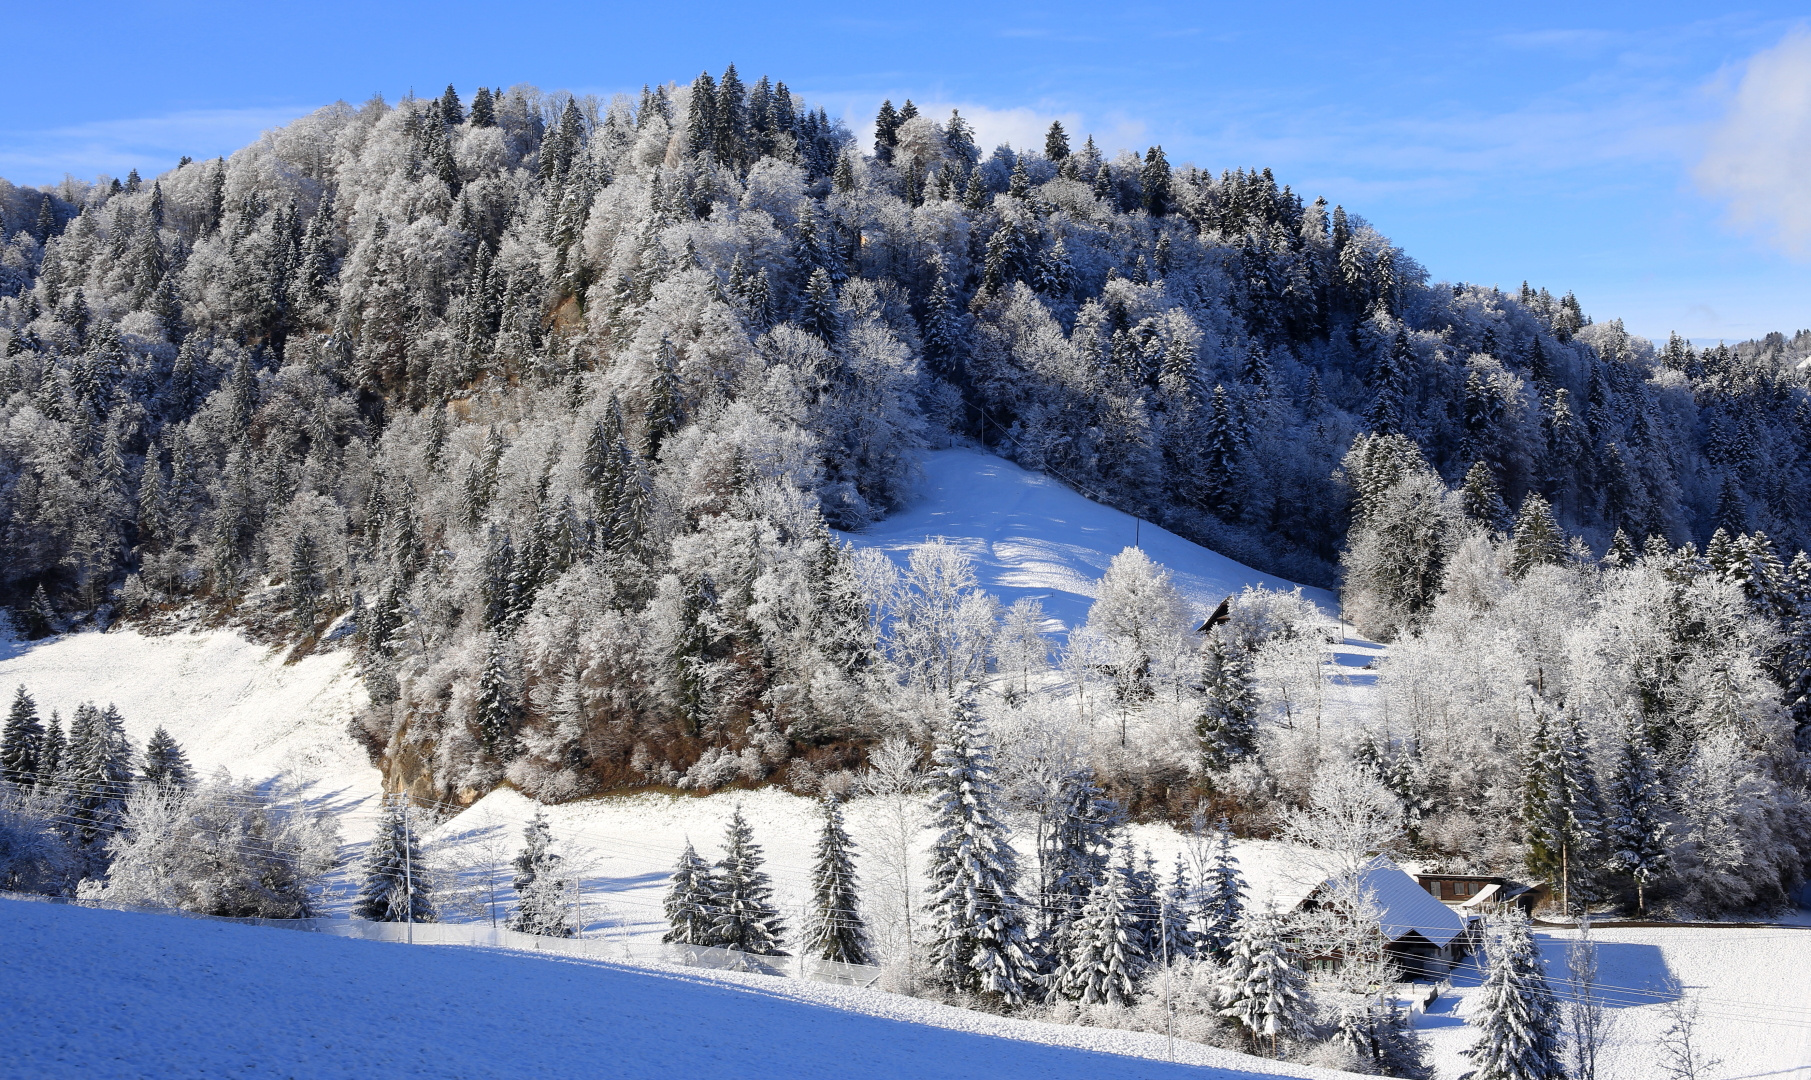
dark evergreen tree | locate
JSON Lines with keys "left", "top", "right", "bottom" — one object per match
{"left": 1039, "top": 768, "right": 1119, "bottom": 943}
{"left": 1197, "top": 637, "right": 1259, "bottom": 772}
{"left": 1461, "top": 460, "right": 1513, "bottom": 534}
{"left": 803, "top": 796, "right": 871, "bottom": 964}
{"left": 64, "top": 703, "right": 134, "bottom": 874}
{"left": 508, "top": 811, "right": 573, "bottom": 937}
{"left": 469, "top": 86, "right": 496, "bottom": 127}
{"left": 1198, "top": 817, "right": 1246, "bottom": 959}
{"left": 1140, "top": 146, "right": 1171, "bottom": 217}
{"left": 1509, "top": 493, "right": 1564, "bottom": 577}
{"left": 873, "top": 100, "right": 901, "bottom": 163}
{"left": 1461, "top": 911, "right": 1563, "bottom": 1080}
{"left": 662, "top": 841, "right": 720, "bottom": 945}
{"left": 1051, "top": 864, "right": 1147, "bottom": 1004}
{"left": 0, "top": 685, "right": 44, "bottom": 786}
{"left": 1601, "top": 719, "right": 1668, "bottom": 913}
{"left": 139, "top": 726, "right": 193, "bottom": 789}
{"left": 355, "top": 796, "right": 435, "bottom": 922}
{"left": 1045, "top": 121, "right": 1070, "bottom": 162}
{"left": 710, "top": 805, "right": 788, "bottom": 955}
{"left": 924, "top": 705, "right": 1036, "bottom": 1003}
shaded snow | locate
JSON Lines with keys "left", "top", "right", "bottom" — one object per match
{"left": 0, "top": 898, "right": 1352, "bottom": 1080}
{"left": 1417, "top": 924, "right": 1811, "bottom": 1079}
{"left": 844, "top": 447, "right": 1337, "bottom": 634}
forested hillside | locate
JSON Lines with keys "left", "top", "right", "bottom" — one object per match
{"left": 1, "top": 68, "right": 1809, "bottom": 825}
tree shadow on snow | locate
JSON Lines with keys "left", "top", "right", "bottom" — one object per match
{"left": 1414, "top": 936, "right": 1675, "bottom": 1030}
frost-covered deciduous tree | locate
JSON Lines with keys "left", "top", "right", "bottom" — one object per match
{"left": 103, "top": 776, "right": 339, "bottom": 917}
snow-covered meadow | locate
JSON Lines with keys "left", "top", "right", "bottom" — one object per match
{"left": 0, "top": 897, "right": 1355, "bottom": 1080}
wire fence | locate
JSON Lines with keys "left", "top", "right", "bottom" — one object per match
{"left": 0, "top": 891, "right": 885, "bottom": 989}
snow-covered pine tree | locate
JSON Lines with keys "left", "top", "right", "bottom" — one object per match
{"left": 0, "top": 685, "right": 44, "bottom": 786}
{"left": 663, "top": 841, "right": 719, "bottom": 945}
{"left": 64, "top": 702, "right": 134, "bottom": 875}
{"left": 710, "top": 805, "right": 787, "bottom": 955}
{"left": 1038, "top": 767, "right": 1118, "bottom": 944}
{"left": 1521, "top": 706, "right": 1602, "bottom": 913}
{"left": 803, "top": 795, "right": 871, "bottom": 964}
{"left": 139, "top": 727, "right": 193, "bottom": 789}
{"left": 1161, "top": 854, "right": 1196, "bottom": 961}
{"left": 1198, "top": 817, "right": 1247, "bottom": 959}
{"left": 37, "top": 711, "right": 64, "bottom": 783}
{"left": 508, "top": 811, "right": 573, "bottom": 937}
{"left": 1601, "top": 719, "right": 1668, "bottom": 913}
{"left": 1197, "top": 637, "right": 1259, "bottom": 773}
{"left": 1508, "top": 493, "right": 1564, "bottom": 577}
{"left": 1460, "top": 910, "right": 1564, "bottom": 1080}
{"left": 1051, "top": 867, "right": 1147, "bottom": 1004}
{"left": 355, "top": 796, "right": 435, "bottom": 922}
{"left": 923, "top": 705, "right": 1037, "bottom": 1004}
{"left": 1217, "top": 911, "right": 1311, "bottom": 1056}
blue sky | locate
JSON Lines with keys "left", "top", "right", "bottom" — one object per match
{"left": 4, "top": 2, "right": 1808, "bottom": 344}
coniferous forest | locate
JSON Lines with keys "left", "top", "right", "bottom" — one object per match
{"left": 0, "top": 70, "right": 1809, "bottom": 927}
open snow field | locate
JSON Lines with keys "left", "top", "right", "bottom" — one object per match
{"left": 0, "top": 897, "right": 1351, "bottom": 1080}
{"left": 845, "top": 446, "right": 1339, "bottom": 634}
{"left": 1418, "top": 925, "right": 1811, "bottom": 1080}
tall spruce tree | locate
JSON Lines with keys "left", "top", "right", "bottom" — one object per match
{"left": 1051, "top": 868, "right": 1147, "bottom": 1004}
{"left": 1217, "top": 911, "right": 1311, "bottom": 1056}
{"left": 508, "top": 811, "right": 573, "bottom": 937}
{"left": 64, "top": 702, "right": 134, "bottom": 874}
{"left": 1461, "top": 911, "right": 1564, "bottom": 1080}
{"left": 0, "top": 685, "right": 44, "bottom": 786}
{"left": 663, "top": 841, "right": 719, "bottom": 945}
{"left": 139, "top": 727, "right": 193, "bottom": 789}
{"left": 804, "top": 796, "right": 872, "bottom": 964}
{"left": 1509, "top": 494, "right": 1565, "bottom": 577}
{"left": 355, "top": 796, "right": 435, "bottom": 922}
{"left": 1199, "top": 817, "right": 1248, "bottom": 959}
{"left": 923, "top": 705, "right": 1037, "bottom": 1003}
{"left": 1197, "top": 637, "right": 1259, "bottom": 772}
{"left": 1601, "top": 719, "right": 1668, "bottom": 913}
{"left": 710, "top": 806, "right": 787, "bottom": 955}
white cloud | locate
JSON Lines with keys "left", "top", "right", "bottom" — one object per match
{"left": 0, "top": 106, "right": 315, "bottom": 187}
{"left": 1696, "top": 27, "right": 1811, "bottom": 257}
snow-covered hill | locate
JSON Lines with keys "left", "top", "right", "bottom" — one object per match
{"left": 844, "top": 447, "right": 1337, "bottom": 634}
{"left": 0, "top": 628, "right": 380, "bottom": 831}
{"left": 0, "top": 898, "right": 1350, "bottom": 1080}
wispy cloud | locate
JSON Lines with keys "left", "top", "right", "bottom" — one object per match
{"left": 1695, "top": 27, "right": 1811, "bottom": 258}
{"left": 0, "top": 106, "right": 316, "bottom": 187}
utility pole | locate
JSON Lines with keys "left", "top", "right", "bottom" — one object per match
{"left": 401, "top": 795, "right": 414, "bottom": 946}
{"left": 1161, "top": 893, "right": 1174, "bottom": 1062}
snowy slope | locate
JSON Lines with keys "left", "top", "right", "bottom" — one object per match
{"left": 0, "top": 628, "right": 381, "bottom": 830}
{"left": 844, "top": 447, "right": 1337, "bottom": 634}
{"left": 0, "top": 898, "right": 1352, "bottom": 1080}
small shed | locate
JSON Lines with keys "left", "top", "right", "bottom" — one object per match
{"left": 1415, "top": 873, "right": 1543, "bottom": 915}
{"left": 1300, "top": 857, "right": 1473, "bottom": 980}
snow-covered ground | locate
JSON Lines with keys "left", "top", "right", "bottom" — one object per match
{"left": 0, "top": 627, "right": 382, "bottom": 836}
{"left": 0, "top": 897, "right": 1350, "bottom": 1080}
{"left": 1418, "top": 924, "right": 1811, "bottom": 1079}
{"left": 845, "top": 446, "right": 1338, "bottom": 634}
{"left": 4, "top": 448, "right": 1806, "bottom": 1078}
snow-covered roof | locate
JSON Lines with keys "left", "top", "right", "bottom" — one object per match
{"left": 1317, "top": 857, "right": 1469, "bottom": 949}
